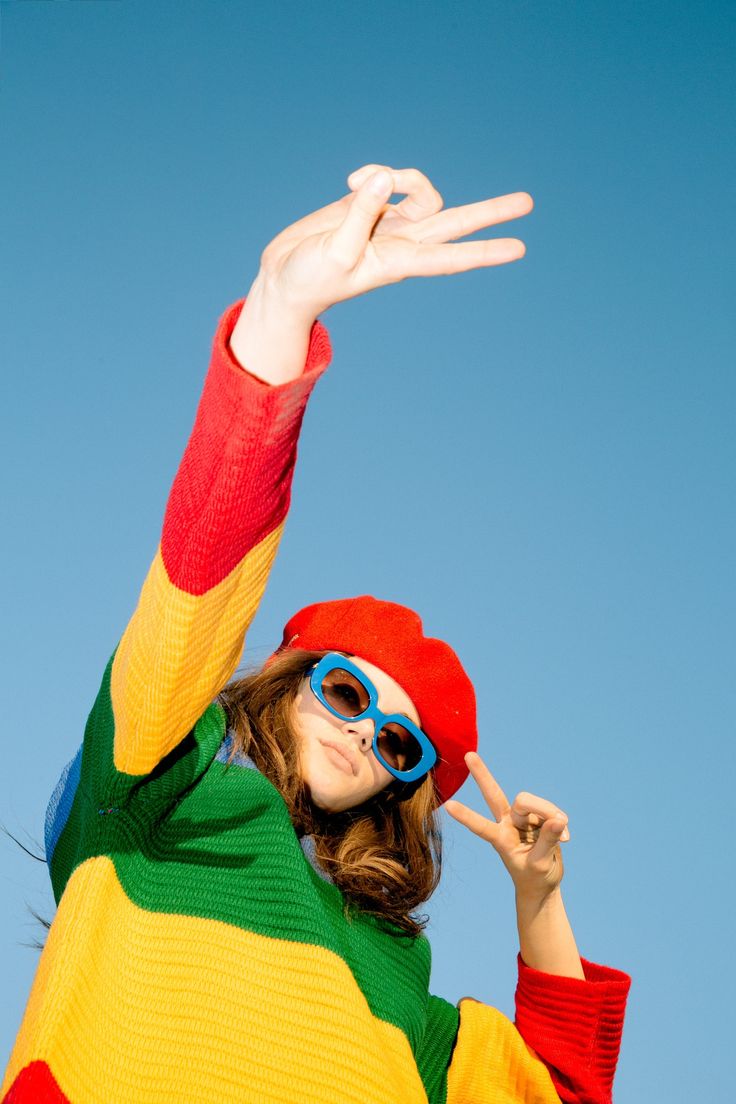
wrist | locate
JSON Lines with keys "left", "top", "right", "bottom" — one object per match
{"left": 246, "top": 269, "right": 319, "bottom": 330}
{"left": 229, "top": 275, "right": 317, "bottom": 385}
{"left": 516, "top": 882, "right": 563, "bottom": 904}
{"left": 515, "top": 883, "right": 563, "bottom": 916}
{"left": 515, "top": 886, "right": 584, "bottom": 979}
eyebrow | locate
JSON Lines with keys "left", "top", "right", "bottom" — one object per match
{"left": 392, "top": 709, "right": 422, "bottom": 730}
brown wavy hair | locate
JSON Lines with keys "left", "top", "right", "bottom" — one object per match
{"left": 218, "top": 648, "right": 443, "bottom": 936}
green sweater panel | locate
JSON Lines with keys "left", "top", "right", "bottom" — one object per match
{"left": 48, "top": 654, "right": 460, "bottom": 1102}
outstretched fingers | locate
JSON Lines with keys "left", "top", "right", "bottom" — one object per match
{"left": 443, "top": 755, "right": 510, "bottom": 847}
{"left": 412, "top": 191, "right": 534, "bottom": 245}
{"left": 462, "top": 752, "right": 511, "bottom": 821}
{"left": 444, "top": 799, "right": 501, "bottom": 846}
{"left": 406, "top": 237, "right": 527, "bottom": 276}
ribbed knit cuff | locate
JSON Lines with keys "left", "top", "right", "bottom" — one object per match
{"left": 217, "top": 297, "right": 332, "bottom": 392}
{"left": 514, "top": 954, "right": 631, "bottom": 1104}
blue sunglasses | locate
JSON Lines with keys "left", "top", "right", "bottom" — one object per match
{"left": 308, "top": 653, "right": 437, "bottom": 783}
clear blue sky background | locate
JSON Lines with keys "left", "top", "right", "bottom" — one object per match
{"left": 1, "top": 1, "right": 733, "bottom": 1098}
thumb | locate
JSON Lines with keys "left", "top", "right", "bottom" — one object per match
{"left": 327, "top": 170, "right": 393, "bottom": 267}
{"left": 529, "top": 817, "right": 567, "bottom": 862}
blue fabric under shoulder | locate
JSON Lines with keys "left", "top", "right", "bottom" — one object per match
{"left": 45, "top": 743, "right": 83, "bottom": 869}
{"left": 215, "top": 728, "right": 259, "bottom": 769}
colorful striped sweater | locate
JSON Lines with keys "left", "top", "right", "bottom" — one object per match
{"left": 2, "top": 300, "right": 630, "bottom": 1104}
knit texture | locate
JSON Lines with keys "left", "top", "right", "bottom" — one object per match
{"left": 515, "top": 956, "right": 630, "bottom": 1104}
{"left": 2, "top": 300, "right": 628, "bottom": 1103}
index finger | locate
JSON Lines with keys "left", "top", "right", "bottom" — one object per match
{"left": 464, "top": 752, "right": 511, "bottom": 822}
{"left": 347, "top": 164, "right": 444, "bottom": 221}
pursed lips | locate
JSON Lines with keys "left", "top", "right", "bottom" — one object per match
{"left": 318, "top": 739, "right": 358, "bottom": 776}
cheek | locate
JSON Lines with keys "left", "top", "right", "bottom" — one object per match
{"left": 293, "top": 688, "right": 342, "bottom": 736}
{"left": 292, "top": 688, "right": 314, "bottom": 729}
{"left": 291, "top": 693, "right": 327, "bottom": 748}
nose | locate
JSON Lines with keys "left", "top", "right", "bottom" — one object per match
{"left": 340, "top": 716, "right": 374, "bottom": 752}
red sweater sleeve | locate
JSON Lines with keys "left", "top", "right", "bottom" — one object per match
{"left": 162, "top": 297, "right": 332, "bottom": 594}
{"left": 514, "top": 954, "right": 631, "bottom": 1104}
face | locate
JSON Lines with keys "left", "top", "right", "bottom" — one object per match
{"left": 292, "top": 655, "right": 421, "bottom": 814}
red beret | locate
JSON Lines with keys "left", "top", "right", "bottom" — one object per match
{"left": 273, "top": 595, "right": 477, "bottom": 803}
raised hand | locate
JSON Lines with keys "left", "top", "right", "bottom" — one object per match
{"left": 445, "top": 752, "right": 570, "bottom": 902}
{"left": 254, "top": 163, "right": 533, "bottom": 321}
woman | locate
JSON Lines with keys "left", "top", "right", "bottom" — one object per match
{"left": 2, "top": 164, "right": 630, "bottom": 1104}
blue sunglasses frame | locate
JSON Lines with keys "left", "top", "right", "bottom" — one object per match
{"left": 308, "top": 652, "right": 437, "bottom": 783}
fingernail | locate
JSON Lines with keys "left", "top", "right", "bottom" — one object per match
{"left": 369, "top": 170, "right": 391, "bottom": 194}
{"left": 561, "top": 827, "right": 570, "bottom": 842}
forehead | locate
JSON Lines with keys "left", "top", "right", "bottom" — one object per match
{"left": 346, "top": 654, "right": 420, "bottom": 726}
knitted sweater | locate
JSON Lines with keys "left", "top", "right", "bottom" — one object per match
{"left": 2, "top": 301, "right": 630, "bottom": 1104}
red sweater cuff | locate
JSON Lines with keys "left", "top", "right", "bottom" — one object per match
{"left": 217, "top": 298, "right": 332, "bottom": 391}
{"left": 515, "top": 954, "right": 631, "bottom": 1104}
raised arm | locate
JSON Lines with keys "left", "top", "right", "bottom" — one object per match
{"left": 110, "top": 164, "right": 532, "bottom": 778}
{"left": 109, "top": 292, "right": 331, "bottom": 777}
{"left": 446, "top": 754, "right": 631, "bottom": 1102}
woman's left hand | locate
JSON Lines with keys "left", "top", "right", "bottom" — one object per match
{"left": 444, "top": 752, "right": 571, "bottom": 901}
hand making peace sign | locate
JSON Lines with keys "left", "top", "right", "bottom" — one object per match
{"left": 254, "top": 163, "right": 534, "bottom": 320}
{"left": 445, "top": 752, "right": 571, "bottom": 901}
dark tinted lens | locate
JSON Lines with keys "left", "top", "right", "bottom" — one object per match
{"left": 321, "top": 668, "right": 370, "bottom": 717}
{"left": 376, "top": 723, "right": 423, "bottom": 772}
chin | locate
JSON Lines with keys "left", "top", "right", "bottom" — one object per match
{"left": 304, "top": 777, "right": 369, "bottom": 815}
{"left": 307, "top": 787, "right": 353, "bottom": 815}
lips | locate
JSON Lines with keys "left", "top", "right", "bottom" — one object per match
{"left": 318, "top": 740, "right": 358, "bottom": 776}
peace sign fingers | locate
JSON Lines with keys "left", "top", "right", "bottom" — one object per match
{"left": 443, "top": 752, "right": 510, "bottom": 846}
{"left": 443, "top": 799, "right": 502, "bottom": 846}
{"left": 393, "top": 235, "right": 527, "bottom": 277}
{"left": 444, "top": 753, "right": 571, "bottom": 898}
{"left": 463, "top": 751, "right": 511, "bottom": 822}
{"left": 411, "top": 191, "right": 534, "bottom": 245}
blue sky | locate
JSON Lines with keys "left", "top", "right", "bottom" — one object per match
{"left": 1, "top": 1, "right": 734, "bottom": 1098}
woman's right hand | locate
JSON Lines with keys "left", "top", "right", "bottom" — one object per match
{"left": 252, "top": 164, "right": 534, "bottom": 322}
